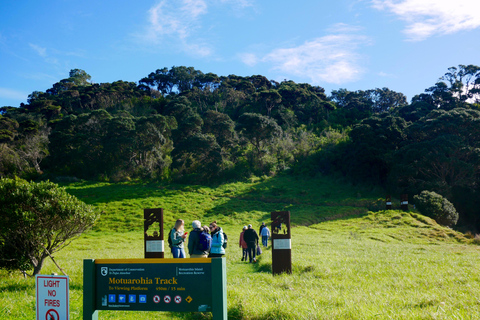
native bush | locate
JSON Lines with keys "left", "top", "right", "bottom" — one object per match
{"left": 0, "top": 178, "right": 97, "bottom": 276}
{"left": 413, "top": 190, "right": 459, "bottom": 227}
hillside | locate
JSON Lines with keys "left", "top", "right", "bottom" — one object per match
{"left": 1, "top": 174, "right": 479, "bottom": 319}
{"left": 3, "top": 65, "right": 480, "bottom": 231}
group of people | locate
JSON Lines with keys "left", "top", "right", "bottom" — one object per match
{"left": 238, "top": 222, "right": 271, "bottom": 263}
{"left": 168, "top": 219, "right": 225, "bottom": 258}
{"left": 168, "top": 219, "right": 271, "bottom": 264}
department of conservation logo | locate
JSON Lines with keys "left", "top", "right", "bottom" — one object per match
{"left": 101, "top": 267, "right": 108, "bottom": 276}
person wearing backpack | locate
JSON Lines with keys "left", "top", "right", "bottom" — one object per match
{"left": 169, "top": 219, "right": 188, "bottom": 258}
{"left": 208, "top": 221, "right": 225, "bottom": 257}
{"left": 188, "top": 220, "right": 210, "bottom": 258}
{"left": 243, "top": 224, "right": 259, "bottom": 263}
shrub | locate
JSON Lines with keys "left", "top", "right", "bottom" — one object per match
{"left": 413, "top": 190, "right": 459, "bottom": 227}
{"left": 0, "top": 177, "right": 97, "bottom": 276}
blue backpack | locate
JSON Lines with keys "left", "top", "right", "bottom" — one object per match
{"left": 198, "top": 230, "right": 212, "bottom": 251}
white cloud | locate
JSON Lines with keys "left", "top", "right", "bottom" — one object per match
{"left": 238, "top": 52, "right": 258, "bottom": 66}
{"left": 142, "top": 0, "right": 212, "bottom": 55}
{"left": 371, "top": 0, "right": 480, "bottom": 41}
{"left": 378, "top": 71, "right": 396, "bottom": 78}
{"left": 242, "top": 27, "right": 371, "bottom": 85}
{"left": 140, "top": 0, "right": 256, "bottom": 57}
{"left": 219, "top": 0, "right": 254, "bottom": 9}
{"left": 29, "top": 43, "right": 47, "bottom": 57}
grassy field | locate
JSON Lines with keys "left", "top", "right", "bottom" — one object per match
{"left": 1, "top": 174, "right": 479, "bottom": 319}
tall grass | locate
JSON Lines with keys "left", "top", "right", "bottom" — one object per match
{"left": 1, "top": 174, "right": 479, "bottom": 319}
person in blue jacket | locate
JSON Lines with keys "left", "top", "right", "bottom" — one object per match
{"left": 208, "top": 221, "right": 225, "bottom": 257}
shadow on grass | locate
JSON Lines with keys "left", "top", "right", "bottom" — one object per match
{"left": 1, "top": 282, "right": 34, "bottom": 292}
{"left": 63, "top": 173, "right": 381, "bottom": 228}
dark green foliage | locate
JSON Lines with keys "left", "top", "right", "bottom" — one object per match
{"left": 236, "top": 113, "right": 282, "bottom": 153}
{"left": 0, "top": 178, "right": 97, "bottom": 275}
{"left": 414, "top": 191, "right": 459, "bottom": 227}
{"left": 340, "top": 115, "right": 408, "bottom": 186}
{"left": 3, "top": 65, "right": 480, "bottom": 230}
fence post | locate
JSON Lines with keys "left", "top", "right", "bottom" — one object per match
{"left": 211, "top": 258, "right": 227, "bottom": 319}
{"left": 83, "top": 259, "right": 98, "bottom": 320}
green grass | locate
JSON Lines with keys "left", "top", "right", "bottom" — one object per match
{"left": 1, "top": 174, "right": 479, "bottom": 319}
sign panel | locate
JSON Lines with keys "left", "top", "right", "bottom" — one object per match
{"left": 145, "top": 240, "right": 164, "bottom": 253}
{"left": 36, "top": 275, "right": 69, "bottom": 320}
{"left": 95, "top": 259, "right": 212, "bottom": 312}
{"left": 273, "top": 239, "right": 291, "bottom": 249}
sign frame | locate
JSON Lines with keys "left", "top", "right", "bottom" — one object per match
{"left": 83, "top": 258, "right": 227, "bottom": 320}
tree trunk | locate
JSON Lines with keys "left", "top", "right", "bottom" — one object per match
{"left": 31, "top": 252, "right": 48, "bottom": 276}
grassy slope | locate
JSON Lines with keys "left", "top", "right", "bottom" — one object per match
{"left": 1, "top": 174, "right": 479, "bottom": 319}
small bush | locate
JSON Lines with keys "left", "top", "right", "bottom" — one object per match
{"left": 413, "top": 191, "right": 459, "bottom": 227}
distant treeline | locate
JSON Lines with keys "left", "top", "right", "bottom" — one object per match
{"left": 2, "top": 65, "right": 480, "bottom": 230}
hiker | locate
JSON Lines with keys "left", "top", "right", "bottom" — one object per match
{"left": 239, "top": 226, "right": 248, "bottom": 261}
{"left": 260, "top": 224, "right": 270, "bottom": 247}
{"left": 243, "top": 224, "right": 259, "bottom": 263}
{"left": 208, "top": 221, "right": 225, "bottom": 257}
{"left": 170, "top": 219, "right": 187, "bottom": 258}
{"left": 188, "top": 220, "right": 210, "bottom": 258}
{"left": 259, "top": 222, "right": 266, "bottom": 235}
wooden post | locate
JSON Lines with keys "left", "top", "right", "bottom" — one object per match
{"left": 271, "top": 211, "right": 292, "bottom": 275}
{"left": 211, "top": 258, "right": 227, "bottom": 319}
{"left": 83, "top": 259, "right": 98, "bottom": 320}
{"left": 401, "top": 194, "right": 408, "bottom": 211}
{"left": 144, "top": 208, "right": 164, "bottom": 258}
{"left": 386, "top": 195, "right": 392, "bottom": 210}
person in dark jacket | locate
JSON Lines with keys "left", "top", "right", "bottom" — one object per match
{"left": 188, "top": 220, "right": 209, "bottom": 258}
{"left": 243, "top": 224, "right": 259, "bottom": 263}
{"left": 259, "top": 222, "right": 266, "bottom": 235}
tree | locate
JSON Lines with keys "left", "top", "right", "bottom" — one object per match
{"left": 440, "top": 65, "right": 480, "bottom": 103}
{"left": 171, "top": 133, "right": 223, "bottom": 180}
{"left": 68, "top": 69, "right": 91, "bottom": 86}
{"left": 346, "top": 115, "right": 408, "bottom": 186}
{"left": 391, "top": 108, "right": 480, "bottom": 199}
{"left": 329, "top": 89, "right": 374, "bottom": 126}
{"left": 0, "top": 178, "right": 97, "bottom": 276}
{"left": 236, "top": 113, "right": 282, "bottom": 155}
{"left": 414, "top": 190, "right": 459, "bottom": 227}
{"left": 202, "top": 110, "right": 237, "bottom": 150}
{"left": 418, "top": 65, "right": 480, "bottom": 109}
{"left": 367, "top": 87, "right": 407, "bottom": 113}
{"left": 254, "top": 89, "right": 282, "bottom": 116}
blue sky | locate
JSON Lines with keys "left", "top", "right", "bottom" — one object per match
{"left": 1, "top": 0, "right": 480, "bottom": 107}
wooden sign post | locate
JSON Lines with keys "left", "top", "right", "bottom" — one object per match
{"left": 401, "top": 194, "right": 408, "bottom": 211}
{"left": 386, "top": 195, "right": 392, "bottom": 210}
{"left": 144, "top": 208, "right": 164, "bottom": 259}
{"left": 271, "top": 211, "right": 292, "bottom": 275}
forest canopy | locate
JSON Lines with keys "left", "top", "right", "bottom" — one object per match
{"left": 2, "top": 64, "right": 480, "bottom": 231}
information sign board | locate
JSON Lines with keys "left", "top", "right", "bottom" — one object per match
{"left": 36, "top": 275, "right": 69, "bottom": 320}
{"left": 95, "top": 259, "right": 212, "bottom": 312}
{"left": 83, "top": 258, "right": 227, "bottom": 320}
